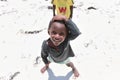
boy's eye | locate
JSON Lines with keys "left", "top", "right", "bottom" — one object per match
{"left": 59, "top": 33, "right": 64, "bottom": 36}
{"left": 52, "top": 31, "right": 57, "bottom": 34}
{"left": 51, "top": 31, "right": 65, "bottom": 36}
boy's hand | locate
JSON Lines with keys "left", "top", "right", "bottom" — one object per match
{"left": 40, "top": 61, "right": 50, "bottom": 73}
{"left": 46, "top": 61, "right": 50, "bottom": 67}
{"left": 52, "top": 15, "right": 68, "bottom": 21}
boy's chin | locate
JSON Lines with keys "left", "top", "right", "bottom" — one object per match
{"left": 53, "top": 42, "right": 61, "bottom": 46}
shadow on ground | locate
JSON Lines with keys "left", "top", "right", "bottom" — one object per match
{"left": 47, "top": 68, "right": 73, "bottom": 80}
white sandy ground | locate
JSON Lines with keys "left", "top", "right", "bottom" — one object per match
{"left": 0, "top": 0, "right": 120, "bottom": 80}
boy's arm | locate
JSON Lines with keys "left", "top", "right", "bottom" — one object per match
{"left": 41, "top": 49, "right": 50, "bottom": 69}
{"left": 41, "top": 41, "right": 49, "bottom": 64}
{"left": 66, "top": 19, "right": 81, "bottom": 40}
{"left": 41, "top": 50, "right": 49, "bottom": 64}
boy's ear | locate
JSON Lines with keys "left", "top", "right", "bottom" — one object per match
{"left": 48, "top": 30, "right": 50, "bottom": 34}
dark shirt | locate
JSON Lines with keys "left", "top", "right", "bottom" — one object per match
{"left": 41, "top": 19, "right": 81, "bottom": 64}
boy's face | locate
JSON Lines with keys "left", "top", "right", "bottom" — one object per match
{"left": 48, "top": 22, "right": 67, "bottom": 46}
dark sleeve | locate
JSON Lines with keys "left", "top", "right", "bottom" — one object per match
{"left": 41, "top": 41, "right": 49, "bottom": 64}
{"left": 66, "top": 19, "right": 81, "bottom": 40}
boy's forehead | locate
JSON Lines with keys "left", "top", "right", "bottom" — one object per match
{"left": 50, "top": 23, "right": 67, "bottom": 32}
{"left": 51, "top": 22, "right": 66, "bottom": 28}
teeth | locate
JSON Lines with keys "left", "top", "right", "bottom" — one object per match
{"left": 53, "top": 39, "right": 60, "bottom": 42}
{"left": 54, "top": 40, "right": 60, "bottom": 42}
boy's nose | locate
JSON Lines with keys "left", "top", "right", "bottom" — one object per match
{"left": 55, "top": 34, "right": 60, "bottom": 39}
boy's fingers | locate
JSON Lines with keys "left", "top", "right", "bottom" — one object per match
{"left": 52, "top": 15, "right": 67, "bottom": 21}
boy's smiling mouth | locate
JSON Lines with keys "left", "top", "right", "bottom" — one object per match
{"left": 52, "top": 38, "right": 62, "bottom": 46}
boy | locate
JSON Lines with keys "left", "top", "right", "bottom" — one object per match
{"left": 51, "top": 0, "right": 74, "bottom": 19}
{"left": 40, "top": 15, "right": 81, "bottom": 77}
